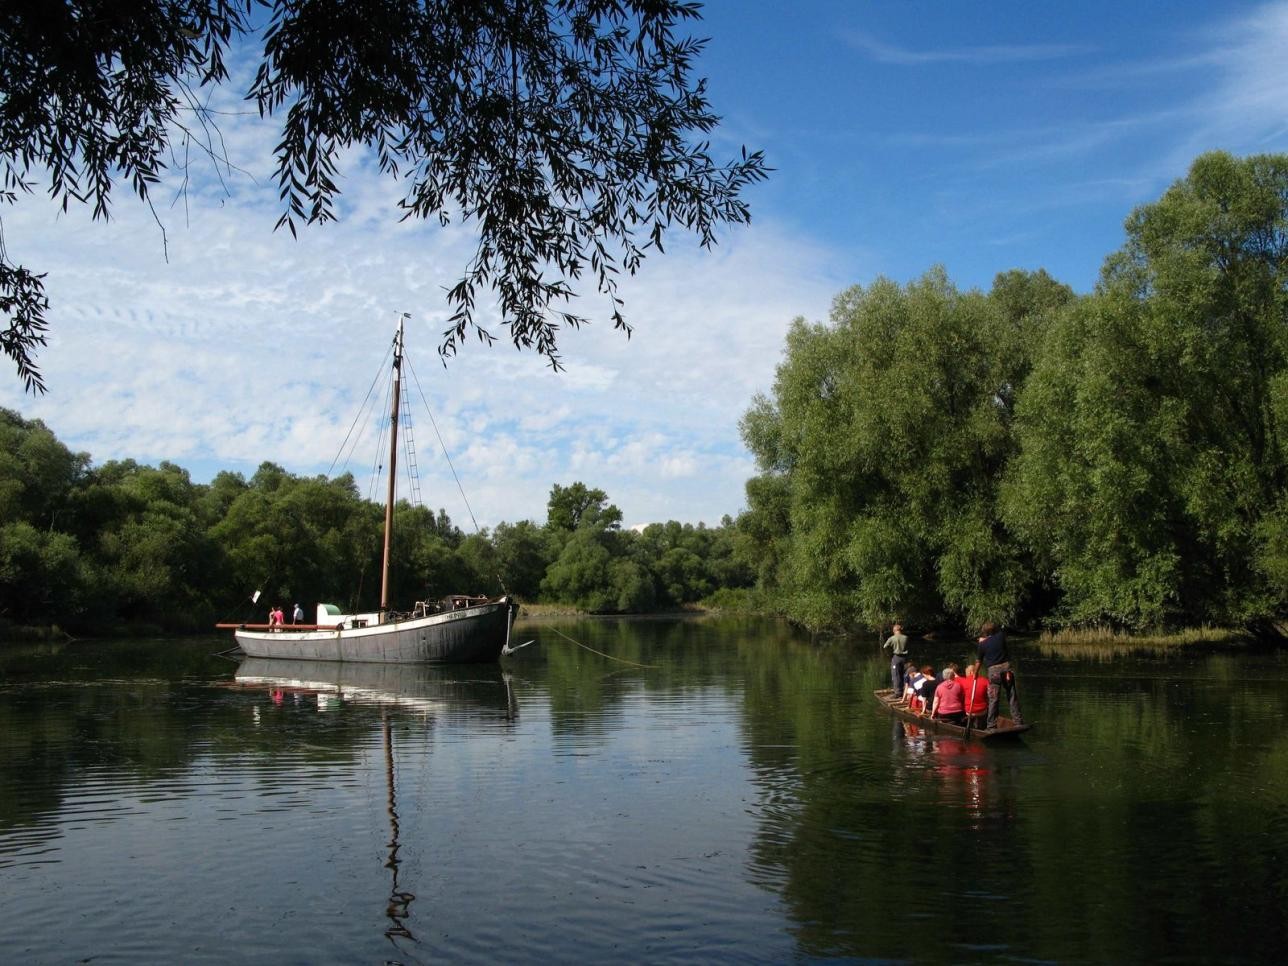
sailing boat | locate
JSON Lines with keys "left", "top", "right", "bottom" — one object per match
{"left": 218, "top": 316, "right": 515, "bottom": 664}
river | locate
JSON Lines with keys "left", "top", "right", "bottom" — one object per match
{"left": 1, "top": 616, "right": 1285, "bottom": 963}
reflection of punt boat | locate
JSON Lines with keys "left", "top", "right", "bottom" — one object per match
{"left": 234, "top": 657, "right": 517, "bottom": 718}
{"left": 874, "top": 688, "right": 1031, "bottom": 740}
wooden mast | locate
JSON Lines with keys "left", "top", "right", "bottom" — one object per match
{"left": 380, "top": 314, "right": 408, "bottom": 618}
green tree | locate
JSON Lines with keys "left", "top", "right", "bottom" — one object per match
{"left": 0, "top": 408, "right": 89, "bottom": 529}
{"left": 741, "top": 268, "right": 1069, "bottom": 631}
{"left": 541, "top": 528, "right": 616, "bottom": 611}
{"left": 1, "top": 0, "right": 766, "bottom": 391}
{"left": 47, "top": 459, "right": 223, "bottom": 629}
{"left": 388, "top": 503, "right": 481, "bottom": 606}
{"left": 634, "top": 520, "right": 733, "bottom": 605}
{"left": 546, "top": 482, "right": 623, "bottom": 534}
{"left": 211, "top": 464, "right": 379, "bottom": 615}
{"left": 487, "top": 520, "right": 554, "bottom": 600}
{"left": 0, "top": 522, "right": 85, "bottom": 624}
{"left": 1004, "top": 151, "right": 1288, "bottom": 629}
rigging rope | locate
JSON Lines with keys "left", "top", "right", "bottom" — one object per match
{"left": 367, "top": 368, "right": 395, "bottom": 504}
{"left": 404, "top": 352, "right": 511, "bottom": 597}
{"left": 328, "top": 341, "right": 394, "bottom": 479}
{"left": 404, "top": 353, "right": 481, "bottom": 535}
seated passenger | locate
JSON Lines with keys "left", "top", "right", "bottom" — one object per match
{"left": 960, "top": 663, "right": 988, "bottom": 725}
{"left": 912, "top": 665, "right": 939, "bottom": 714}
{"left": 929, "top": 667, "right": 966, "bottom": 724}
{"left": 901, "top": 667, "right": 923, "bottom": 706}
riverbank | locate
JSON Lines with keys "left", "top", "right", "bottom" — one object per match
{"left": 516, "top": 602, "right": 712, "bottom": 621}
{"left": 1034, "top": 624, "right": 1253, "bottom": 647}
{"left": 0, "top": 623, "right": 71, "bottom": 645}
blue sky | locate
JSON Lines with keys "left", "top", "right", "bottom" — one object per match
{"left": 5, "top": 0, "right": 1288, "bottom": 529}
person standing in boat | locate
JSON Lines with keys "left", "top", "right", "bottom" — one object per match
{"left": 292, "top": 603, "right": 304, "bottom": 625}
{"left": 973, "top": 621, "right": 1024, "bottom": 728}
{"left": 882, "top": 622, "right": 910, "bottom": 699}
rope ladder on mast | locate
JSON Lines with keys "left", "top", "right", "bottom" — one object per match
{"left": 400, "top": 389, "right": 424, "bottom": 509}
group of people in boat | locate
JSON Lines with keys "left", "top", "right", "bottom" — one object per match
{"left": 266, "top": 603, "right": 305, "bottom": 629}
{"left": 900, "top": 663, "right": 989, "bottom": 724}
{"left": 882, "top": 620, "right": 1025, "bottom": 730}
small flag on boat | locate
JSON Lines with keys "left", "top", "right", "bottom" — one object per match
{"left": 251, "top": 590, "right": 262, "bottom": 604}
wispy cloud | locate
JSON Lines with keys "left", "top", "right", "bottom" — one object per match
{"left": 1175, "top": 1, "right": 1288, "bottom": 158}
{"left": 0, "top": 89, "right": 840, "bottom": 529}
{"left": 843, "top": 30, "right": 1092, "bottom": 66}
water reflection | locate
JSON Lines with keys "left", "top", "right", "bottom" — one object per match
{"left": 232, "top": 657, "right": 519, "bottom": 721}
{"left": 382, "top": 714, "right": 414, "bottom": 943}
{"left": 2, "top": 625, "right": 1288, "bottom": 963}
{"left": 230, "top": 657, "right": 519, "bottom": 955}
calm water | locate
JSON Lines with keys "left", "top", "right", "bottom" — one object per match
{"left": 1, "top": 617, "right": 1286, "bottom": 964}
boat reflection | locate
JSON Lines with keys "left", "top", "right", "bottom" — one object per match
{"left": 232, "top": 657, "right": 517, "bottom": 950}
{"left": 381, "top": 713, "right": 414, "bottom": 943}
{"left": 233, "top": 656, "right": 518, "bottom": 720}
{"left": 891, "top": 719, "right": 1005, "bottom": 827}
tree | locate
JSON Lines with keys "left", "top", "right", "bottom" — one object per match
{"left": 1, "top": 0, "right": 767, "bottom": 391}
{"left": 541, "top": 527, "right": 616, "bottom": 611}
{"left": 84, "top": 461, "right": 221, "bottom": 627}
{"left": 487, "top": 519, "right": 554, "bottom": 600}
{"left": 546, "top": 481, "right": 622, "bottom": 534}
{"left": 0, "top": 522, "right": 85, "bottom": 624}
{"left": 0, "top": 407, "right": 89, "bottom": 529}
{"left": 1004, "top": 152, "right": 1288, "bottom": 630}
{"left": 740, "top": 268, "right": 1070, "bottom": 631}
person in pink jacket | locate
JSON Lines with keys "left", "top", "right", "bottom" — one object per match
{"left": 929, "top": 667, "right": 966, "bottom": 725}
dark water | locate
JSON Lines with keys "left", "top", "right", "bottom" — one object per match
{"left": 1, "top": 618, "right": 1285, "bottom": 964}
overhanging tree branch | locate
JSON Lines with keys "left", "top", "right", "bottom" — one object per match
{"left": 1, "top": 0, "right": 767, "bottom": 390}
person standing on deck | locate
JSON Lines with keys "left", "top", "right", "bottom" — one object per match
{"left": 882, "top": 622, "right": 910, "bottom": 699}
{"left": 292, "top": 603, "right": 304, "bottom": 625}
{"left": 973, "top": 621, "right": 1024, "bottom": 728}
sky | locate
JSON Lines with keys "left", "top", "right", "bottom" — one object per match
{"left": 5, "top": 0, "right": 1288, "bottom": 530}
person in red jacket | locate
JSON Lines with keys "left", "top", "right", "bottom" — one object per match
{"left": 960, "top": 663, "right": 989, "bottom": 726}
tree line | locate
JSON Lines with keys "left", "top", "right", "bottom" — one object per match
{"left": 9, "top": 150, "right": 1287, "bottom": 639}
{"left": 737, "top": 151, "right": 1288, "bottom": 635}
{"left": 0, "top": 422, "right": 754, "bottom": 635}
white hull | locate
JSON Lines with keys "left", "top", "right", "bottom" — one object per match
{"left": 235, "top": 599, "right": 513, "bottom": 664}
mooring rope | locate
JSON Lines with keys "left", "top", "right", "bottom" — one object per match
{"left": 545, "top": 627, "right": 658, "bottom": 668}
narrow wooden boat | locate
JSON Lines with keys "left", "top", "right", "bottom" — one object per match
{"left": 874, "top": 688, "right": 1031, "bottom": 740}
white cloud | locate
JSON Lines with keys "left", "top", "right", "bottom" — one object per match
{"left": 843, "top": 31, "right": 1093, "bottom": 66}
{"left": 1, "top": 91, "right": 839, "bottom": 529}
{"left": 1177, "top": 2, "right": 1288, "bottom": 158}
